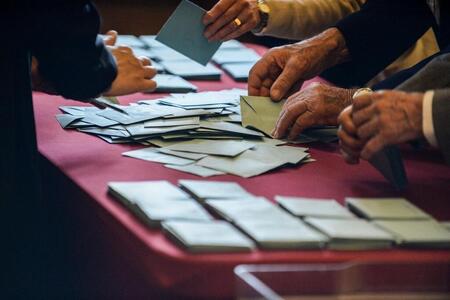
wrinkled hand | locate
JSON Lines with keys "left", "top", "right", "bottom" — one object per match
{"left": 272, "top": 83, "right": 355, "bottom": 140}
{"left": 337, "top": 105, "right": 364, "bottom": 164}
{"left": 248, "top": 28, "right": 349, "bottom": 101}
{"left": 338, "top": 91, "right": 424, "bottom": 163}
{"left": 203, "top": 0, "right": 259, "bottom": 41}
{"left": 104, "top": 45, "right": 157, "bottom": 96}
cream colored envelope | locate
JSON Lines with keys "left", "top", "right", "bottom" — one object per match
{"left": 240, "top": 96, "right": 286, "bottom": 137}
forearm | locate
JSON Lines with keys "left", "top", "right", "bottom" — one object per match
{"left": 298, "top": 27, "right": 351, "bottom": 72}
{"left": 260, "top": 0, "right": 364, "bottom": 40}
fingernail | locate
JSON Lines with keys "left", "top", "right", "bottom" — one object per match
{"left": 272, "top": 90, "right": 280, "bottom": 100}
{"left": 271, "top": 129, "right": 277, "bottom": 137}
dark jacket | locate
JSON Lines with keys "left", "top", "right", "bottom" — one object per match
{"left": 1, "top": 2, "right": 116, "bottom": 298}
{"left": 321, "top": 0, "right": 437, "bottom": 87}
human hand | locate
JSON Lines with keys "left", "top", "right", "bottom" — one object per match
{"left": 248, "top": 28, "right": 349, "bottom": 101}
{"left": 272, "top": 83, "right": 355, "bottom": 140}
{"left": 103, "top": 45, "right": 157, "bottom": 96}
{"left": 337, "top": 105, "right": 365, "bottom": 164}
{"left": 340, "top": 91, "right": 424, "bottom": 162}
{"left": 203, "top": 0, "right": 259, "bottom": 41}
{"left": 103, "top": 30, "right": 118, "bottom": 46}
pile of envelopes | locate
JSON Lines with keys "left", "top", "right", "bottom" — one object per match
{"left": 108, "top": 180, "right": 450, "bottom": 253}
{"left": 56, "top": 89, "right": 332, "bottom": 178}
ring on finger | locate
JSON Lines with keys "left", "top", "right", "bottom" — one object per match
{"left": 233, "top": 18, "right": 242, "bottom": 27}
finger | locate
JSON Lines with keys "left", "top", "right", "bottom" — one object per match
{"left": 338, "top": 106, "right": 357, "bottom": 136}
{"left": 104, "top": 30, "right": 118, "bottom": 46}
{"left": 356, "top": 116, "right": 379, "bottom": 140}
{"left": 270, "top": 62, "right": 303, "bottom": 101}
{"left": 352, "top": 93, "right": 373, "bottom": 111}
{"left": 117, "top": 45, "right": 132, "bottom": 54}
{"left": 352, "top": 104, "right": 375, "bottom": 127}
{"left": 248, "top": 59, "right": 270, "bottom": 96}
{"left": 337, "top": 128, "right": 364, "bottom": 153}
{"left": 288, "top": 111, "right": 317, "bottom": 140}
{"left": 208, "top": 17, "right": 241, "bottom": 41}
{"left": 139, "top": 56, "right": 151, "bottom": 66}
{"left": 339, "top": 141, "right": 362, "bottom": 158}
{"left": 360, "top": 135, "right": 386, "bottom": 160}
{"left": 340, "top": 147, "right": 360, "bottom": 165}
{"left": 143, "top": 66, "right": 157, "bottom": 79}
{"left": 221, "top": 10, "right": 255, "bottom": 41}
{"left": 139, "top": 79, "right": 157, "bottom": 93}
{"left": 272, "top": 101, "right": 307, "bottom": 138}
{"left": 203, "top": 0, "right": 235, "bottom": 25}
{"left": 204, "top": 2, "right": 244, "bottom": 40}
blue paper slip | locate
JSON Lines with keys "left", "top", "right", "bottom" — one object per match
{"left": 156, "top": 0, "right": 222, "bottom": 66}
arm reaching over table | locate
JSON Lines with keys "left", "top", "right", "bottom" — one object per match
{"left": 32, "top": 29, "right": 157, "bottom": 98}
{"left": 248, "top": 28, "right": 350, "bottom": 101}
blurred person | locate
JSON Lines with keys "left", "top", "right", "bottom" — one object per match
{"left": 0, "top": 2, "right": 155, "bottom": 298}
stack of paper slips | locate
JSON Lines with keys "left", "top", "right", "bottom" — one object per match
{"left": 305, "top": 218, "right": 395, "bottom": 250}
{"left": 205, "top": 197, "right": 295, "bottom": 222}
{"left": 442, "top": 222, "right": 450, "bottom": 231}
{"left": 212, "top": 48, "right": 261, "bottom": 65}
{"left": 108, "top": 180, "right": 212, "bottom": 227}
{"left": 205, "top": 197, "right": 329, "bottom": 249}
{"left": 162, "top": 220, "right": 255, "bottom": 253}
{"left": 160, "top": 61, "right": 222, "bottom": 81}
{"left": 233, "top": 217, "right": 328, "bottom": 250}
{"left": 275, "top": 196, "right": 356, "bottom": 219}
{"left": 345, "top": 197, "right": 450, "bottom": 248}
{"left": 345, "top": 198, "right": 431, "bottom": 220}
{"left": 178, "top": 179, "right": 254, "bottom": 201}
{"left": 222, "top": 62, "right": 255, "bottom": 82}
{"left": 374, "top": 219, "right": 450, "bottom": 248}
{"left": 153, "top": 74, "right": 197, "bottom": 93}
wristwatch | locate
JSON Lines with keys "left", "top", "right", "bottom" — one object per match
{"left": 252, "top": 0, "right": 270, "bottom": 34}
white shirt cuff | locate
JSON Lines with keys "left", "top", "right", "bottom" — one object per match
{"left": 422, "top": 90, "right": 438, "bottom": 147}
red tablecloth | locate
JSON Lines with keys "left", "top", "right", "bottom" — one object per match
{"left": 33, "top": 44, "right": 450, "bottom": 299}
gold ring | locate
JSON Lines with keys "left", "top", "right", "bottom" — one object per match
{"left": 233, "top": 18, "right": 242, "bottom": 27}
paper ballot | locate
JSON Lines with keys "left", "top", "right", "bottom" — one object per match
{"left": 156, "top": 0, "right": 222, "bottom": 65}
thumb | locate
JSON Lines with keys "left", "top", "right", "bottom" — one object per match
{"left": 104, "top": 30, "right": 118, "bottom": 46}
{"left": 270, "top": 63, "right": 302, "bottom": 101}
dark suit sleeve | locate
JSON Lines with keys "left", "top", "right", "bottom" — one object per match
{"left": 396, "top": 53, "right": 450, "bottom": 92}
{"left": 432, "top": 89, "right": 450, "bottom": 164}
{"left": 321, "top": 0, "right": 436, "bottom": 88}
{"left": 30, "top": 1, "right": 117, "bottom": 101}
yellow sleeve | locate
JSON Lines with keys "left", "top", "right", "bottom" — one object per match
{"left": 259, "top": 0, "right": 366, "bottom": 40}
